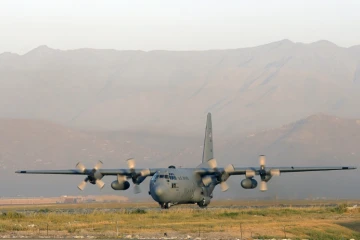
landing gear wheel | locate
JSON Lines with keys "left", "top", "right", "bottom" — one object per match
{"left": 160, "top": 203, "right": 171, "bottom": 209}
{"left": 197, "top": 203, "right": 208, "bottom": 208}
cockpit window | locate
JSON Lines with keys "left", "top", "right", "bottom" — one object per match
{"left": 152, "top": 173, "right": 171, "bottom": 181}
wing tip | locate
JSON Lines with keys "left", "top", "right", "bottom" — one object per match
{"left": 15, "top": 170, "right": 26, "bottom": 173}
{"left": 346, "top": 166, "right": 357, "bottom": 170}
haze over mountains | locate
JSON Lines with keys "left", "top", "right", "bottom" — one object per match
{"left": 0, "top": 40, "right": 359, "bottom": 199}
{"left": 1, "top": 39, "right": 360, "bottom": 136}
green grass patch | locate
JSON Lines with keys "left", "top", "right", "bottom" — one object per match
{"left": 0, "top": 211, "right": 25, "bottom": 219}
{"left": 129, "top": 208, "right": 147, "bottom": 214}
{"left": 330, "top": 203, "right": 348, "bottom": 213}
{"left": 218, "top": 211, "right": 239, "bottom": 218}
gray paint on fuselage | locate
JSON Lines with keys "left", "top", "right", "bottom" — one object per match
{"left": 149, "top": 168, "right": 211, "bottom": 205}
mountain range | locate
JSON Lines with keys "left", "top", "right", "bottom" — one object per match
{"left": 1, "top": 40, "right": 360, "bottom": 136}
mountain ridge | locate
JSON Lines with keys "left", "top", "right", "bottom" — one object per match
{"left": 3, "top": 39, "right": 360, "bottom": 56}
{"left": 0, "top": 39, "right": 360, "bottom": 136}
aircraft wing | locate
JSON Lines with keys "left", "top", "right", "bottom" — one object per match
{"left": 231, "top": 166, "right": 356, "bottom": 175}
{"left": 15, "top": 168, "right": 160, "bottom": 176}
{"left": 17, "top": 166, "right": 356, "bottom": 176}
{"left": 195, "top": 166, "right": 356, "bottom": 176}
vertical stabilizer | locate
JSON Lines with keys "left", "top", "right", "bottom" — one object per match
{"left": 202, "top": 113, "right": 214, "bottom": 163}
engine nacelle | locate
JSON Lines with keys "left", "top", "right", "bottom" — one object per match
{"left": 111, "top": 180, "right": 130, "bottom": 190}
{"left": 241, "top": 178, "right": 258, "bottom": 189}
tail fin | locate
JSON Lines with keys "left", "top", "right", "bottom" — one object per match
{"left": 202, "top": 113, "right": 214, "bottom": 163}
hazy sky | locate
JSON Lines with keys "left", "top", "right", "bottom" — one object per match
{"left": 0, "top": 0, "right": 359, "bottom": 54}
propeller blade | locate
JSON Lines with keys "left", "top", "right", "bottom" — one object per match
{"left": 202, "top": 176, "right": 213, "bottom": 186}
{"left": 259, "top": 155, "right": 266, "bottom": 166}
{"left": 117, "top": 174, "right": 126, "bottom": 183}
{"left": 77, "top": 180, "right": 87, "bottom": 191}
{"left": 270, "top": 169, "right": 280, "bottom": 176}
{"left": 134, "top": 184, "right": 141, "bottom": 194}
{"left": 76, "top": 162, "right": 86, "bottom": 173}
{"left": 260, "top": 181, "right": 267, "bottom": 191}
{"left": 94, "top": 160, "right": 103, "bottom": 170}
{"left": 220, "top": 181, "right": 229, "bottom": 192}
{"left": 245, "top": 170, "right": 255, "bottom": 178}
{"left": 140, "top": 169, "right": 151, "bottom": 177}
{"left": 224, "top": 164, "right": 235, "bottom": 173}
{"left": 127, "top": 158, "right": 135, "bottom": 170}
{"left": 96, "top": 179, "right": 105, "bottom": 189}
{"left": 208, "top": 158, "right": 217, "bottom": 169}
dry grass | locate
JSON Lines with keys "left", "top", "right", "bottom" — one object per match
{"left": 1, "top": 201, "right": 360, "bottom": 239}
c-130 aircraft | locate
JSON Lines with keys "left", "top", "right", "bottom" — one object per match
{"left": 17, "top": 113, "right": 356, "bottom": 209}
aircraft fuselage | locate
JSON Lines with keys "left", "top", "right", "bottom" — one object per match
{"left": 149, "top": 168, "right": 213, "bottom": 208}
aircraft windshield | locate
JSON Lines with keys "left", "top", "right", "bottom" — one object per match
{"left": 152, "top": 173, "right": 171, "bottom": 180}
{"left": 151, "top": 173, "right": 159, "bottom": 180}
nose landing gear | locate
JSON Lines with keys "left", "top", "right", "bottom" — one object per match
{"left": 197, "top": 196, "right": 211, "bottom": 208}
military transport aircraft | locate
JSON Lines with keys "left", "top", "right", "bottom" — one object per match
{"left": 16, "top": 113, "right": 356, "bottom": 208}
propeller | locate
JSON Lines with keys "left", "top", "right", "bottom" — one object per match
{"left": 126, "top": 158, "right": 151, "bottom": 194}
{"left": 76, "top": 161, "right": 105, "bottom": 191}
{"left": 202, "top": 158, "right": 234, "bottom": 192}
{"left": 258, "top": 155, "right": 280, "bottom": 192}
{"left": 77, "top": 178, "right": 88, "bottom": 191}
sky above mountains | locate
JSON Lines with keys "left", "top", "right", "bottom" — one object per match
{"left": 1, "top": 0, "right": 360, "bottom": 54}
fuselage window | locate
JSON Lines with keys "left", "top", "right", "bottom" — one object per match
{"left": 160, "top": 175, "right": 164, "bottom": 178}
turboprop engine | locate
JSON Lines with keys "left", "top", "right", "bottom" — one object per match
{"left": 241, "top": 178, "right": 258, "bottom": 189}
{"left": 242, "top": 155, "right": 280, "bottom": 191}
{"left": 258, "top": 155, "right": 280, "bottom": 191}
{"left": 76, "top": 161, "right": 105, "bottom": 190}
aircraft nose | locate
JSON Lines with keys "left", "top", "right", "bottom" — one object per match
{"left": 154, "top": 185, "right": 167, "bottom": 196}
{"left": 151, "top": 183, "right": 169, "bottom": 202}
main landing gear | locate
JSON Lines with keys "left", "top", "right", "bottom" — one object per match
{"left": 160, "top": 202, "right": 178, "bottom": 209}
{"left": 159, "top": 202, "right": 170, "bottom": 209}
